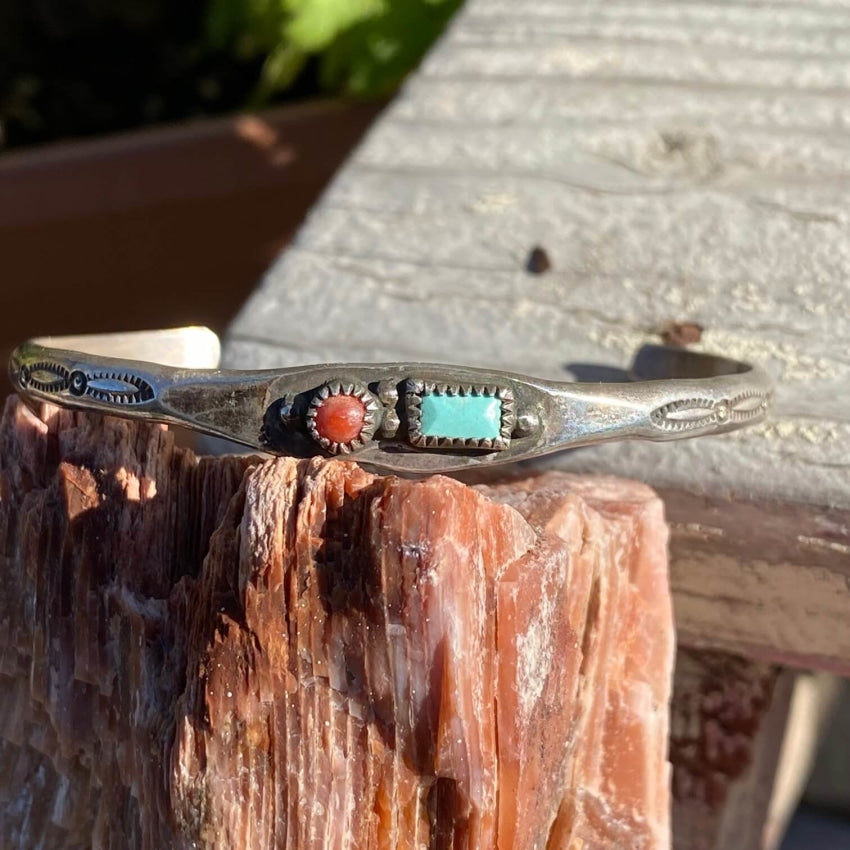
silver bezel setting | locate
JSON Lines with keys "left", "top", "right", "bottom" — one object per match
{"left": 306, "top": 381, "right": 381, "bottom": 454}
{"left": 405, "top": 379, "right": 515, "bottom": 450}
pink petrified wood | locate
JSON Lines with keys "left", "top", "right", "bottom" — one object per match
{"left": 0, "top": 399, "right": 674, "bottom": 850}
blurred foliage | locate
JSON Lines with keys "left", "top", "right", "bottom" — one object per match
{"left": 208, "top": 0, "right": 460, "bottom": 102}
{"left": 206, "top": 0, "right": 462, "bottom": 101}
{"left": 0, "top": 0, "right": 459, "bottom": 150}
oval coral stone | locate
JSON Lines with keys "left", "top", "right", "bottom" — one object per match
{"left": 314, "top": 394, "right": 367, "bottom": 444}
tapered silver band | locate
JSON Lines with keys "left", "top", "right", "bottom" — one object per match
{"left": 9, "top": 335, "right": 772, "bottom": 474}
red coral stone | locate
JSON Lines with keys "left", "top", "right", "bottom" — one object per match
{"left": 314, "top": 394, "right": 367, "bottom": 444}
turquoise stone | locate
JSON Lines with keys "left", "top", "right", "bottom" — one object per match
{"left": 419, "top": 394, "right": 502, "bottom": 440}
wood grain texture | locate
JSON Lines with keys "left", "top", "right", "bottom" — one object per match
{"left": 0, "top": 399, "right": 826, "bottom": 849}
{"left": 0, "top": 401, "right": 253, "bottom": 850}
{"left": 0, "top": 400, "right": 675, "bottom": 849}
{"left": 224, "top": 0, "right": 850, "bottom": 512}
{"left": 221, "top": 0, "right": 850, "bottom": 681}
{"left": 663, "top": 491, "right": 850, "bottom": 673}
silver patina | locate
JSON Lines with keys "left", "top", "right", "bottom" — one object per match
{"left": 9, "top": 333, "right": 773, "bottom": 474}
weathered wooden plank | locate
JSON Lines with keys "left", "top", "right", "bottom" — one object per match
{"left": 391, "top": 78, "right": 850, "bottom": 129}
{"left": 224, "top": 0, "right": 850, "bottom": 668}
{"left": 417, "top": 34, "right": 850, "bottom": 89}
{"left": 664, "top": 493, "right": 850, "bottom": 673}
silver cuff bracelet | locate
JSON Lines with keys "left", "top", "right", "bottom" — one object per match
{"left": 9, "top": 333, "right": 772, "bottom": 474}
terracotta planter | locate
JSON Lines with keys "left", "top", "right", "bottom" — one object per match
{"left": 0, "top": 100, "right": 382, "bottom": 376}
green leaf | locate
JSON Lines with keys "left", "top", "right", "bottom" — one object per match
{"left": 203, "top": 0, "right": 462, "bottom": 105}
{"left": 284, "top": 0, "right": 385, "bottom": 52}
{"left": 320, "top": 0, "right": 461, "bottom": 97}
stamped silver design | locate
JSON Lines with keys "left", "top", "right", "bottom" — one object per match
{"left": 652, "top": 390, "right": 772, "bottom": 433}
{"left": 729, "top": 391, "right": 771, "bottom": 424}
{"left": 19, "top": 361, "right": 71, "bottom": 393}
{"left": 305, "top": 381, "right": 381, "bottom": 455}
{"left": 9, "top": 336, "right": 774, "bottom": 475}
{"left": 72, "top": 370, "right": 155, "bottom": 405}
{"left": 405, "top": 380, "right": 515, "bottom": 450}
{"left": 651, "top": 397, "right": 719, "bottom": 433}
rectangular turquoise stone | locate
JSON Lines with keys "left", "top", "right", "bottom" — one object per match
{"left": 419, "top": 394, "right": 502, "bottom": 440}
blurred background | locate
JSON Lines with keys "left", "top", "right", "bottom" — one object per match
{"left": 0, "top": 0, "right": 459, "bottom": 364}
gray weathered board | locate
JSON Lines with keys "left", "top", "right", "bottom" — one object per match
{"left": 223, "top": 0, "right": 850, "bottom": 671}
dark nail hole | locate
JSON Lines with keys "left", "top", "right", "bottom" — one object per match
{"left": 525, "top": 245, "right": 551, "bottom": 275}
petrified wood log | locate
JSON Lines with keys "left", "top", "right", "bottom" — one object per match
{"left": 0, "top": 399, "right": 674, "bottom": 849}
